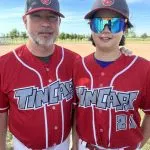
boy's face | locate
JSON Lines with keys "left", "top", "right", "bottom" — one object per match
{"left": 90, "top": 9, "right": 125, "bottom": 51}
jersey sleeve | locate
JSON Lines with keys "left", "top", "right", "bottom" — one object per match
{"left": 0, "top": 58, "right": 9, "bottom": 113}
{"left": 0, "top": 90, "right": 9, "bottom": 113}
{"left": 140, "top": 63, "right": 150, "bottom": 115}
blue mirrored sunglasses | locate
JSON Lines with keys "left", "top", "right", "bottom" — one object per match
{"left": 90, "top": 18, "right": 126, "bottom": 34}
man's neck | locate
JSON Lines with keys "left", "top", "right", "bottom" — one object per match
{"left": 26, "top": 40, "right": 55, "bottom": 57}
{"left": 95, "top": 47, "right": 121, "bottom": 62}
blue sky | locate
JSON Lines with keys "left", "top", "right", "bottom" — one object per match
{"left": 0, "top": 0, "right": 150, "bottom": 36}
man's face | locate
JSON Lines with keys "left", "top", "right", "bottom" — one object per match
{"left": 23, "top": 10, "right": 60, "bottom": 47}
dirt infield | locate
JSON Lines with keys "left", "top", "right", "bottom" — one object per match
{"left": 0, "top": 42, "right": 150, "bottom": 60}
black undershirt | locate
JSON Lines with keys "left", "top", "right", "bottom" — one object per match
{"left": 37, "top": 55, "right": 51, "bottom": 63}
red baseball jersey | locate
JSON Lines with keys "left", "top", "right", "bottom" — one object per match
{"left": 73, "top": 53, "right": 150, "bottom": 149}
{"left": 0, "top": 44, "right": 80, "bottom": 149}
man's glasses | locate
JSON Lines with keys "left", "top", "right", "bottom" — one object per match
{"left": 90, "top": 17, "right": 126, "bottom": 34}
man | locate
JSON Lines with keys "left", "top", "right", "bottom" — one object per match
{"left": 0, "top": 0, "right": 80, "bottom": 149}
{"left": 73, "top": 0, "right": 150, "bottom": 149}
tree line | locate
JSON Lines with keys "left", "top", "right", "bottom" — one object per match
{"left": 0, "top": 28, "right": 150, "bottom": 40}
{"left": 0, "top": 29, "right": 89, "bottom": 41}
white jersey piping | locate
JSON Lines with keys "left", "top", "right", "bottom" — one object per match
{"left": 82, "top": 55, "right": 138, "bottom": 148}
{"left": 13, "top": 46, "right": 66, "bottom": 148}
{"left": 82, "top": 57, "right": 98, "bottom": 146}
{"left": 0, "top": 106, "right": 9, "bottom": 111}
{"left": 108, "top": 56, "right": 138, "bottom": 147}
{"left": 56, "top": 47, "right": 65, "bottom": 143}
{"left": 142, "top": 109, "right": 150, "bottom": 112}
{"left": 13, "top": 50, "right": 48, "bottom": 148}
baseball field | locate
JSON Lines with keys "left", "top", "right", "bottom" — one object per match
{"left": 1, "top": 41, "right": 150, "bottom": 150}
{"left": 0, "top": 41, "right": 150, "bottom": 58}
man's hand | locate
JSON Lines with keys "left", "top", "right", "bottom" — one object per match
{"left": 120, "top": 47, "right": 132, "bottom": 56}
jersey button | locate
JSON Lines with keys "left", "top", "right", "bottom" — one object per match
{"left": 101, "top": 72, "right": 105, "bottom": 76}
{"left": 54, "top": 126, "right": 58, "bottom": 130}
{"left": 48, "top": 79, "right": 52, "bottom": 83}
{"left": 46, "top": 68, "right": 50, "bottom": 72}
{"left": 99, "top": 110, "right": 102, "bottom": 113}
{"left": 99, "top": 83, "right": 103, "bottom": 87}
{"left": 52, "top": 106, "right": 56, "bottom": 110}
{"left": 100, "top": 129, "right": 103, "bottom": 132}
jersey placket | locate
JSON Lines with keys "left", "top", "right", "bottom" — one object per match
{"left": 95, "top": 70, "right": 110, "bottom": 147}
{"left": 45, "top": 47, "right": 65, "bottom": 146}
{"left": 43, "top": 63, "right": 61, "bottom": 146}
